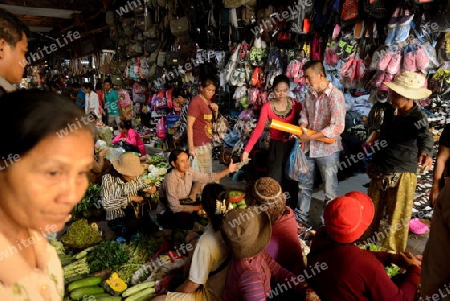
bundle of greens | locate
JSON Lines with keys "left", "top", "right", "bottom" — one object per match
{"left": 72, "top": 184, "right": 102, "bottom": 218}
{"left": 61, "top": 219, "right": 102, "bottom": 247}
{"left": 86, "top": 240, "right": 130, "bottom": 273}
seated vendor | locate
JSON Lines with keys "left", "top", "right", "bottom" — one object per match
{"left": 251, "top": 177, "right": 305, "bottom": 275}
{"left": 157, "top": 149, "right": 237, "bottom": 230}
{"left": 112, "top": 120, "right": 146, "bottom": 156}
{"left": 307, "top": 191, "right": 421, "bottom": 301}
{"left": 101, "top": 153, "right": 153, "bottom": 241}
{"left": 153, "top": 183, "right": 231, "bottom": 301}
{"left": 221, "top": 208, "right": 320, "bottom": 301}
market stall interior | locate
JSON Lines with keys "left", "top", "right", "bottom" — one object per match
{"left": 2, "top": 0, "right": 450, "bottom": 299}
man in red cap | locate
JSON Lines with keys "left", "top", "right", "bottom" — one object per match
{"left": 306, "top": 191, "right": 421, "bottom": 300}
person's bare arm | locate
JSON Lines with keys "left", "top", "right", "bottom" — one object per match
{"left": 176, "top": 279, "right": 201, "bottom": 293}
{"left": 430, "top": 145, "right": 450, "bottom": 204}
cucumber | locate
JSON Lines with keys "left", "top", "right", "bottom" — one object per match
{"left": 96, "top": 297, "right": 122, "bottom": 301}
{"left": 65, "top": 275, "right": 85, "bottom": 285}
{"left": 91, "top": 292, "right": 111, "bottom": 298}
{"left": 124, "top": 287, "right": 156, "bottom": 301}
{"left": 68, "top": 276, "right": 103, "bottom": 292}
{"left": 70, "top": 286, "right": 105, "bottom": 300}
{"left": 122, "top": 282, "right": 156, "bottom": 297}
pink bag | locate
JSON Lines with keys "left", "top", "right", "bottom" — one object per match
{"left": 156, "top": 117, "right": 167, "bottom": 139}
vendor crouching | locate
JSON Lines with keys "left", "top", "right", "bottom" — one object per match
{"left": 157, "top": 149, "right": 237, "bottom": 230}
{"left": 306, "top": 191, "right": 421, "bottom": 300}
{"left": 101, "top": 153, "right": 154, "bottom": 241}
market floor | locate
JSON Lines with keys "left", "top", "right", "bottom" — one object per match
{"left": 214, "top": 160, "right": 430, "bottom": 255}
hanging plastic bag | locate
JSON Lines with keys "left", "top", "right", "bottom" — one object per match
{"left": 286, "top": 139, "right": 309, "bottom": 182}
{"left": 156, "top": 116, "right": 167, "bottom": 139}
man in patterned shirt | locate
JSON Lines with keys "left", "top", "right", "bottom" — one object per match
{"left": 296, "top": 60, "right": 346, "bottom": 225}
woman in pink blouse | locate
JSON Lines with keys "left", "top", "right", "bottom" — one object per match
{"left": 112, "top": 120, "right": 146, "bottom": 156}
{"left": 242, "top": 75, "right": 302, "bottom": 207}
{"left": 157, "top": 149, "right": 238, "bottom": 230}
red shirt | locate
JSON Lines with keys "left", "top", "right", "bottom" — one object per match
{"left": 307, "top": 228, "right": 420, "bottom": 301}
{"left": 244, "top": 98, "right": 302, "bottom": 153}
{"left": 265, "top": 207, "right": 305, "bottom": 275}
{"left": 187, "top": 95, "right": 213, "bottom": 147}
{"left": 96, "top": 89, "right": 104, "bottom": 115}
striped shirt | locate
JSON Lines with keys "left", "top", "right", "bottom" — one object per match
{"left": 101, "top": 174, "right": 148, "bottom": 220}
{"left": 178, "top": 102, "right": 189, "bottom": 138}
{"left": 223, "top": 251, "right": 304, "bottom": 301}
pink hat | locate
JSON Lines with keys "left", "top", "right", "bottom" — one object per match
{"left": 324, "top": 191, "right": 374, "bottom": 243}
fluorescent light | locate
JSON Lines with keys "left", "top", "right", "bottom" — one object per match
{"left": 0, "top": 4, "right": 81, "bottom": 19}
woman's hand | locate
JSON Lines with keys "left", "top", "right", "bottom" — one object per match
{"left": 228, "top": 159, "right": 238, "bottom": 174}
{"left": 305, "top": 291, "right": 321, "bottom": 301}
{"left": 209, "top": 103, "right": 219, "bottom": 113}
{"left": 392, "top": 252, "right": 421, "bottom": 269}
{"left": 144, "top": 186, "right": 157, "bottom": 195}
{"left": 429, "top": 185, "right": 440, "bottom": 205}
{"left": 241, "top": 152, "right": 249, "bottom": 163}
{"left": 130, "top": 196, "right": 144, "bottom": 202}
{"left": 418, "top": 153, "right": 433, "bottom": 171}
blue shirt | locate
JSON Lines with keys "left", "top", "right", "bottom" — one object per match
{"left": 76, "top": 89, "right": 85, "bottom": 108}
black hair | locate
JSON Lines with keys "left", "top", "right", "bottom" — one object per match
{"left": 172, "top": 87, "right": 191, "bottom": 99}
{"left": 200, "top": 77, "right": 218, "bottom": 88}
{"left": 82, "top": 82, "right": 93, "bottom": 90}
{"left": 272, "top": 74, "right": 290, "bottom": 88}
{"left": 302, "top": 60, "right": 326, "bottom": 76}
{"left": 0, "top": 10, "right": 31, "bottom": 47}
{"left": 201, "top": 183, "right": 229, "bottom": 231}
{"left": 118, "top": 120, "right": 132, "bottom": 130}
{"left": 95, "top": 82, "right": 102, "bottom": 90}
{"left": 72, "top": 82, "right": 81, "bottom": 89}
{"left": 0, "top": 90, "right": 94, "bottom": 170}
{"left": 104, "top": 78, "right": 113, "bottom": 85}
{"left": 168, "top": 148, "right": 189, "bottom": 169}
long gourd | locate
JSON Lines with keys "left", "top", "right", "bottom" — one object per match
{"left": 270, "top": 119, "right": 335, "bottom": 144}
{"left": 122, "top": 282, "right": 156, "bottom": 297}
{"left": 68, "top": 276, "right": 103, "bottom": 292}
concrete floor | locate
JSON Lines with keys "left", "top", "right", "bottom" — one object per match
{"left": 215, "top": 161, "right": 430, "bottom": 255}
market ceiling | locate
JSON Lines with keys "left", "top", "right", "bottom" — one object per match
{"left": 0, "top": 0, "right": 141, "bottom": 57}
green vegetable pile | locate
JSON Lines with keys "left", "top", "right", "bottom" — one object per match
{"left": 72, "top": 184, "right": 102, "bottom": 218}
{"left": 117, "top": 236, "right": 163, "bottom": 283}
{"left": 148, "top": 155, "right": 166, "bottom": 165}
{"left": 361, "top": 243, "right": 401, "bottom": 278}
{"left": 86, "top": 240, "right": 130, "bottom": 273}
{"left": 229, "top": 191, "right": 245, "bottom": 197}
{"left": 49, "top": 238, "right": 65, "bottom": 255}
{"left": 61, "top": 219, "right": 102, "bottom": 247}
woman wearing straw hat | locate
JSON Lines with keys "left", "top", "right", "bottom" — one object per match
{"left": 101, "top": 153, "right": 154, "bottom": 241}
{"left": 153, "top": 183, "right": 232, "bottom": 301}
{"left": 221, "top": 208, "right": 319, "bottom": 301}
{"left": 307, "top": 192, "right": 421, "bottom": 300}
{"left": 363, "top": 71, "right": 434, "bottom": 253}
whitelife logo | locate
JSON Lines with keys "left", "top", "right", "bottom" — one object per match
{"left": 19, "top": 31, "right": 81, "bottom": 67}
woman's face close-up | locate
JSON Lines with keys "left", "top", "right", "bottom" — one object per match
{"left": 0, "top": 130, "right": 94, "bottom": 232}
{"left": 201, "top": 84, "right": 216, "bottom": 101}
{"left": 171, "top": 152, "right": 190, "bottom": 173}
{"left": 273, "top": 82, "right": 289, "bottom": 100}
{"left": 389, "top": 89, "right": 410, "bottom": 110}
